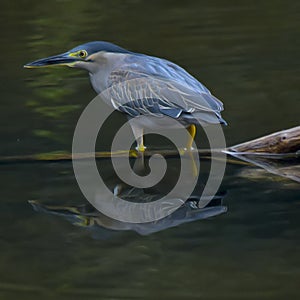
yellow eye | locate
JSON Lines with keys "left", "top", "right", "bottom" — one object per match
{"left": 78, "top": 50, "right": 88, "bottom": 58}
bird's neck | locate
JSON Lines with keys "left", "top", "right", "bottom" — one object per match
{"left": 88, "top": 53, "right": 128, "bottom": 94}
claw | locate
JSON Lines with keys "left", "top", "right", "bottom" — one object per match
{"left": 136, "top": 145, "right": 147, "bottom": 152}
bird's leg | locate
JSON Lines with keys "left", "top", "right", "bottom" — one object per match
{"left": 186, "top": 124, "right": 196, "bottom": 150}
{"left": 136, "top": 132, "right": 146, "bottom": 152}
{"left": 131, "top": 124, "right": 146, "bottom": 153}
{"left": 183, "top": 124, "right": 198, "bottom": 176}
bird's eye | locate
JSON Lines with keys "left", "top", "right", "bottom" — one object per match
{"left": 79, "top": 50, "right": 87, "bottom": 58}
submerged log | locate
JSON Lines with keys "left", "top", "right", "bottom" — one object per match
{"left": 0, "top": 126, "right": 299, "bottom": 164}
{"left": 0, "top": 149, "right": 212, "bottom": 164}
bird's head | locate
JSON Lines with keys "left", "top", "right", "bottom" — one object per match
{"left": 24, "top": 41, "right": 130, "bottom": 72}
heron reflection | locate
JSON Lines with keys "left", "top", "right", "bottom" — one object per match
{"left": 30, "top": 154, "right": 227, "bottom": 236}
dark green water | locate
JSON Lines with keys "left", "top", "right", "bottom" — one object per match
{"left": 1, "top": 1, "right": 299, "bottom": 299}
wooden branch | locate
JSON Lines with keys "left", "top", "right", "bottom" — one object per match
{"left": 0, "top": 126, "right": 299, "bottom": 165}
{"left": 228, "top": 126, "right": 300, "bottom": 154}
{"left": 226, "top": 126, "right": 300, "bottom": 183}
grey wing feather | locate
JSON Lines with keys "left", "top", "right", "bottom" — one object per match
{"left": 103, "top": 54, "right": 226, "bottom": 124}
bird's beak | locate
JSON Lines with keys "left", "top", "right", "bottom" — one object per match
{"left": 24, "top": 52, "right": 81, "bottom": 68}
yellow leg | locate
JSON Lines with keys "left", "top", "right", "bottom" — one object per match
{"left": 136, "top": 129, "right": 146, "bottom": 152}
{"left": 185, "top": 124, "right": 198, "bottom": 176}
{"left": 187, "top": 124, "right": 196, "bottom": 149}
{"left": 131, "top": 125, "right": 146, "bottom": 153}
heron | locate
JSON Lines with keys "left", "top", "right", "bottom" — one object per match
{"left": 25, "top": 41, "right": 227, "bottom": 152}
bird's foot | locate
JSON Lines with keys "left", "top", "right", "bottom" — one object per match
{"left": 179, "top": 147, "right": 196, "bottom": 155}
{"left": 135, "top": 145, "right": 147, "bottom": 153}
{"left": 184, "top": 146, "right": 196, "bottom": 152}
{"left": 129, "top": 149, "right": 139, "bottom": 158}
{"left": 129, "top": 146, "right": 147, "bottom": 158}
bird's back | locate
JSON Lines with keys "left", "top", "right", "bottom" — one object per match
{"left": 128, "top": 54, "right": 211, "bottom": 93}
{"left": 103, "top": 53, "right": 227, "bottom": 125}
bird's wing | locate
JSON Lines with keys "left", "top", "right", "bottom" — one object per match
{"left": 102, "top": 56, "right": 224, "bottom": 121}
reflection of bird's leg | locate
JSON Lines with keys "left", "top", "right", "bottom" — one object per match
{"left": 133, "top": 151, "right": 146, "bottom": 175}
{"left": 189, "top": 151, "right": 199, "bottom": 177}
{"left": 131, "top": 124, "right": 146, "bottom": 152}
{"left": 184, "top": 124, "right": 198, "bottom": 176}
{"left": 186, "top": 124, "right": 196, "bottom": 150}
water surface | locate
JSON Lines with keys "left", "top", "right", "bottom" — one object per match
{"left": 0, "top": 1, "right": 299, "bottom": 299}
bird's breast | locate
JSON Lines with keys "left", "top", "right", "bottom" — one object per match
{"left": 89, "top": 71, "right": 108, "bottom": 94}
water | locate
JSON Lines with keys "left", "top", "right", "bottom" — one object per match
{"left": 1, "top": 0, "right": 300, "bottom": 299}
